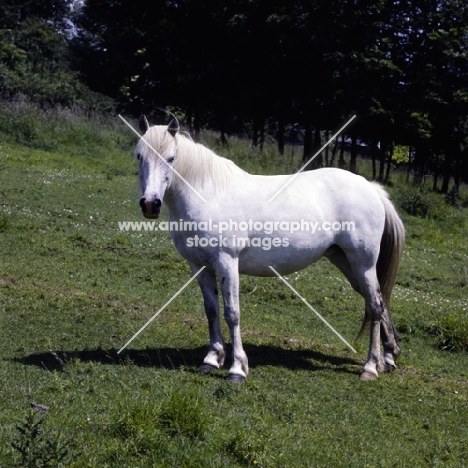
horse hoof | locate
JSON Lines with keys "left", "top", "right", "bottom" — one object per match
{"left": 198, "top": 363, "right": 218, "bottom": 374}
{"left": 383, "top": 363, "right": 397, "bottom": 373}
{"left": 359, "top": 371, "right": 378, "bottom": 381}
{"left": 227, "top": 374, "right": 246, "bottom": 383}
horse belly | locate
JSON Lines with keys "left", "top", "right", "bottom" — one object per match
{"left": 238, "top": 243, "right": 327, "bottom": 277}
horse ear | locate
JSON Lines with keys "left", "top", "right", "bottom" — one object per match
{"left": 139, "top": 114, "right": 149, "bottom": 133}
{"left": 167, "top": 116, "right": 179, "bottom": 137}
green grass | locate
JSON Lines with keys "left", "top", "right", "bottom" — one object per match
{"left": 0, "top": 106, "right": 467, "bottom": 466}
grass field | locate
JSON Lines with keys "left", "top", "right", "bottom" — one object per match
{"left": 0, "top": 106, "right": 467, "bottom": 467}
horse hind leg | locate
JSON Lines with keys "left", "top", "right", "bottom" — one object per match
{"left": 325, "top": 246, "right": 362, "bottom": 295}
{"left": 335, "top": 256, "right": 384, "bottom": 380}
{"left": 358, "top": 269, "right": 403, "bottom": 380}
{"left": 358, "top": 297, "right": 383, "bottom": 381}
{"left": 327, "top": 248, "right": 399, "bottom": 377}
{"left": 356, "top": 295, "right": 400, "bottom": 375}
{"left": 380, "top": 309, "right": 400, "bottom": 372}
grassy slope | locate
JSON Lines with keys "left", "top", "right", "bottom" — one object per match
{"left": 0, "top": 109, "right": 467, "bottom": 467}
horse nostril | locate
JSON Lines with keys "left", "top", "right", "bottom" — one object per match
{"left": 139, "top": 198, "right": 147, "bottom": 214}
{"left": 154, "top": 199, "right": 162, "bottom": 209}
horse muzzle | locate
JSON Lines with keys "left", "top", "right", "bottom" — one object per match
{"left": 140, "top": 197, "right": 162, "bottom": 219}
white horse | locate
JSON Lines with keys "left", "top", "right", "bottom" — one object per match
{"left": 134, "top": 114, "right": 405, "bottom": 382}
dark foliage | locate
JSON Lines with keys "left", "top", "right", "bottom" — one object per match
{"left": 1, "top": 0, "right": 468, "bottom": 187}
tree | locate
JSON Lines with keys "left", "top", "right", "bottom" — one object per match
{"left": 391, "top": 0, "right": 468, "bottom": 188}
{"left": 0, "top": 0, "right": 104, "bottom": 106}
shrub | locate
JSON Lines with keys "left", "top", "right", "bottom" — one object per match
{"left": 444, "top": 186, "right": 460, "bottom": 208}
{"left": 396, "top": 187, "right": 446, "bottom": 219}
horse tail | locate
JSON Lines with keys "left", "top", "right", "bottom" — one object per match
{"left": 357, "top": 183, "right": 405, "bottom": 339}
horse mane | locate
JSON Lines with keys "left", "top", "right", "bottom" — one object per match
{"left": 141, "top": 126, "right": 248, "bottom": 193}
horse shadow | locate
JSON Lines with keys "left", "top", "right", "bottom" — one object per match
{"left": 13, "top": 343, "right": 361, "bottom": 377}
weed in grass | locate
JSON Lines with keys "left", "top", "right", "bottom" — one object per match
{"left": 159, "top": 389, "right": 208, "bottom": 439}
{"left": 225, "top": 427, "right": 279, "bottom": 467}
{"left": 13, "top": 114, "right": 38, "bottom": 147}
{"left": 0, "top": 212, "right": 10, "bottom": 232}
{"left": 107, "top": 391, "right": 212, "bottom": 466}
{"left": 429, "top": 315, "right": 468, "bottom": 351}
{"left": 111, "top": 399, "right": 163, "bottom": 457}
{"left": 10, "top": 410, "right": 74, "bottom": 468}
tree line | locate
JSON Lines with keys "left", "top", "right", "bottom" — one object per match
{"left": 1, "top": 0, "right": 468, "bottom": 191}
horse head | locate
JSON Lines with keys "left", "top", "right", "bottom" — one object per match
{"left": 136, "top": 114, "right": 179, "bottom": 218}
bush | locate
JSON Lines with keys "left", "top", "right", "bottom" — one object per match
{"left": 444, "top": 186, "right": 460, "bottom": 208}
{"left": 396, "top": 187, "right": 446, "bottom": 219}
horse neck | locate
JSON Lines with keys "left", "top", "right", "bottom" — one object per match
{"left": 169, "top": 136, "right": 247, "bottom": 202}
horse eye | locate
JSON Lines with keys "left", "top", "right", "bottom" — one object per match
{"left": 167, "top": 156, "right": 175, "bottom": 164}
{"left": 136, "top": 153, "right": 141, "bottom": 161}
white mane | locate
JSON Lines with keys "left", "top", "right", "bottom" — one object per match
{"left": 139, "top": 125, "right": 248, "bottom": 193}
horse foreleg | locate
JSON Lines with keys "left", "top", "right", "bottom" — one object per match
{"left": 191, "top": 264, "right": 225, "bottom": 373}
{"left": 218, "top": 258, "right": 248, "bottom": 382}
